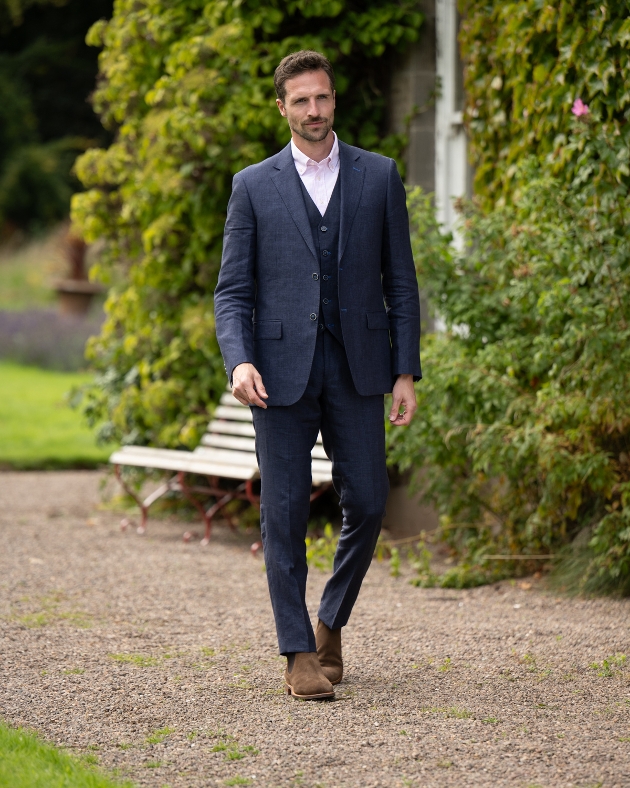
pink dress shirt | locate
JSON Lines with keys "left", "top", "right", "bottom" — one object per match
{"left": 290, "top": 132, "right": 340, "bottom": 216}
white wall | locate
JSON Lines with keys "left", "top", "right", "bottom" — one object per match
{"left": 435, "top": 0, "right": 470, "bottom": 240}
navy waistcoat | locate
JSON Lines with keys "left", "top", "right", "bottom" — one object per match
{"left": 298, "top": 177, "right": 344, "bottom": 345}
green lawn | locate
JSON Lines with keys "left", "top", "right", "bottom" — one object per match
{"left": 0, "top": 362, "right": 111, "bottom": 469}
{"left": 0, "top": 721, "right": 134, "bottom": 788}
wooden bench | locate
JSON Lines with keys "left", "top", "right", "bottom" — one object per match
{"left": 110, "top": 391, "right": 333, "bottom": 544}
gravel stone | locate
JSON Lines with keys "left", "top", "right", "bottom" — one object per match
{"left": 1, "top": 470, "right": 630, "bottom": 787}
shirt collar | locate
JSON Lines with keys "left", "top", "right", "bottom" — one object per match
{"left": 291, "top": 132, "right": 339, "bottom": 176}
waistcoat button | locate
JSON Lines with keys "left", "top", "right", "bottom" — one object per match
{"left": 322, "top": 275, "right": 329, "bottom": 280}
{"left": 322, "top": 250, "right": 330, "bottom": 257}
{"left": 323, "top": 298, "right": 330, "bottom": 304}
{"left": 320, "top": 226, "right": 327, "bottom": 232}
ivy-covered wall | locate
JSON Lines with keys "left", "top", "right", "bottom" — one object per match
{"left": 72, "top": 0, "right": 422, "bottom": 448}
{"left": 459, "top": 0, "right": 630, "bottom": 206}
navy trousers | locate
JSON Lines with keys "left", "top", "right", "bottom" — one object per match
{"left": 251, "top": 328, "right": 389, "bottom": 655}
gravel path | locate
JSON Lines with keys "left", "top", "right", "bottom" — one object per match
{"left": 1, "top": 471, "right": 629, "bottom": 788}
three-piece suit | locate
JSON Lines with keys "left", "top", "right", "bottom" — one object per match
{"left": 214, "top": 138, "right": 421, "bottom": 655}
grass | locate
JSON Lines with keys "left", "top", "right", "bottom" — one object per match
{"left": 145, "top": 728, "right": 174, "bottom": 745}
{"left": 589, "top": 653, "right": 627, "bottom": 677}
{"left": 108, "top": 653, "right": 159, "bottom": 668}
{"left": 0, "top": 720, "right": 135, "bottom": 787}
{"left": 0, "top": 361, "right": 110, "bottom": 469}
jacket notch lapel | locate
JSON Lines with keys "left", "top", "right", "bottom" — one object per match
{"left": 270, "top": 145, "right": 317, "bottom": 261}
{"left": 338, "top": 142, "right": 365, "bottom": 262}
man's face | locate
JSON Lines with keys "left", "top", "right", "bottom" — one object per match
{"left": 276, "top": 69, "right": 335, "bottom": 143}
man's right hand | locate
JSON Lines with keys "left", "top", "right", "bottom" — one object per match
{"left": 232, "top": 363, "right": 268, "bottom": 409}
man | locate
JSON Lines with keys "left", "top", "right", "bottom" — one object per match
{"left": 214, "top": 50, "right": 421, "bottom": 700}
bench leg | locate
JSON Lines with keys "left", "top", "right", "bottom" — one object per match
{"left": 309, "top": 483, "right": 332, "bottom": 504}
{"left": 245, "top": 479, "right": 260, "bottom": 510}
{"left": 114, "top": 466, "right": 179, "bottom": 535}
{"left": 115, "top": 464, "right": 149, "bottom": 534}
{"left": 177, "top": 471, "right": 211, "bottom": 539}
{"left": 200, "top": 482, "right": 248, "bottom": 547}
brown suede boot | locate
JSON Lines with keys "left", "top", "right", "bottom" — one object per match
{"left": 315, "top": 619, "right": 343, "bottom": 685}
{"left": 284, "top": 652, "right": 335, "bottom": 699}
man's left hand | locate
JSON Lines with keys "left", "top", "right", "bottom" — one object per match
{"left": 388, "top": 374, "right": 417, "bottom": 426}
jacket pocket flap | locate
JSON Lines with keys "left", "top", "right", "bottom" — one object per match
{"left": 253, "top": 320, "right": 282, "bottom": 340}
{"left": 366, "top": 311, "right": 390, "bottom": 330}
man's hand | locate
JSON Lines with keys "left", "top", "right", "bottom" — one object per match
{"left": 232, "top": 363, "right": 268, "bottom": 408}
{"left": 388, "top": 374, "right": 417, "bottom": 426}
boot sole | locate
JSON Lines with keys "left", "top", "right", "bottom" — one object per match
{"left": 285, "top": 683, "right": 335, "bottom": 699}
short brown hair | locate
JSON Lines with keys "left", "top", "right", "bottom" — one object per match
{"left": 274, "top": 50, "right": 335, "bottom": 102}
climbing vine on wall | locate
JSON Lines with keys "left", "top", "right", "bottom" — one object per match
{"left": 72, "top": 0, "right": 422, "bottom": 448}
{"left": 458, "top": 0, "right": 630, "bottom": 206}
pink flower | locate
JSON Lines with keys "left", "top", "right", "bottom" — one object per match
{"left": 571, "top": 98, "right": 589, "bottom": 117}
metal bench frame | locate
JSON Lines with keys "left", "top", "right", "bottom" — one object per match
{"left": 110, "top": 392, "right": 332, "bottom": 544}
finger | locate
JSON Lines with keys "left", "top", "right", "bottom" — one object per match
{"left": 393, "top": 402, "right": 417, "bottom": 426}
{"left": 253, "top": 373, "right": 268, "bottom": 399}
{"left": 232, "top": 389, "right": 250, "bottom": 407}
{"left": 389, "top": 393, "right": 402, "bottom": 422}
{"left": 246, "top": 385, "right": 267, "bottom": 409}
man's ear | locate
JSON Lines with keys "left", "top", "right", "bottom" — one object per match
{"left": 276, "top": 98, "right": 286, "bottom": 117}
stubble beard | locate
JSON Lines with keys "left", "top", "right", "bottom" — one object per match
{"left": 289, "top": 114, "right": 334, "bottom": 143}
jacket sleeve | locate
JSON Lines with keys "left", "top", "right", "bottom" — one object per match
{"left": 381, "top": 158, "right": 422, "bottom": 381}
{"left": 214, "top": 172, "right": 257, "bottom": 384}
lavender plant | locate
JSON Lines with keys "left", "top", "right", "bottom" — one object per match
{"left": 0, "top": 309, "right": 103, "bottom": 371}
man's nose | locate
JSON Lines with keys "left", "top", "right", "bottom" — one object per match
{"left": 306, "top": 98, "right": 319, "bottom": 116}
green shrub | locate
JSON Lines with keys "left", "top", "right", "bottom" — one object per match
{"left": 389, "top": 109, "right": 630, "bottom": 593}
{"left": 459, "top": 0, "right": 630, "bottom": 207}
{"left": 71, "top": 0, "right": 422, "bottom": 449}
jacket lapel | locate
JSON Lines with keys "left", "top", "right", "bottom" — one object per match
{"left": 338, "top": 141, "right": 365, "bottom": 263}
{"left": 270, "top": 144, "right": 317, "bottom": 261}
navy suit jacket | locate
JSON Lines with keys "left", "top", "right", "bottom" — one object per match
{"left": 214, "top": 139, "right": 421, "bottom": 407}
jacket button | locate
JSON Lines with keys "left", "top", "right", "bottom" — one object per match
{"left": 320, "top": 226, "right": 327, "bottom": 232}
{"left": 323, "top": 298, "right": 330, "bottom": 304}
{"left": 312, "top": 273, "right": 319, "bottom": 280}
{"left": 310, "top": 313, "right": 317, "bottom": 320}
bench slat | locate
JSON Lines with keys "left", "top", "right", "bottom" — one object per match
{"left": 311, "top": 458, "right": 333, "bottom": 474}
{"left": 203, "top": 435, "right": 256, "bottom": 452}
{"left": 109, "top": 450, "right": 258, "bottom": 479}
{"left": 206, "top": 421, "right": 256, "bottom": 438}
{"left": 220, "top": 392, "right": 245, "bottom": 407}
{"left": 202, "top": 433, "right": 329, "bottom": 461}
{"left": 113, "top": 444, "right": 331, "bottom": 473}
{"left": 207, "top": 419, "right": 326, "bottom": 447}
{"left": 190, "top": 446, "right": 258, "bottom": 465}
{"left": 213, "top": 405, "right": 254, "bottom": 422}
